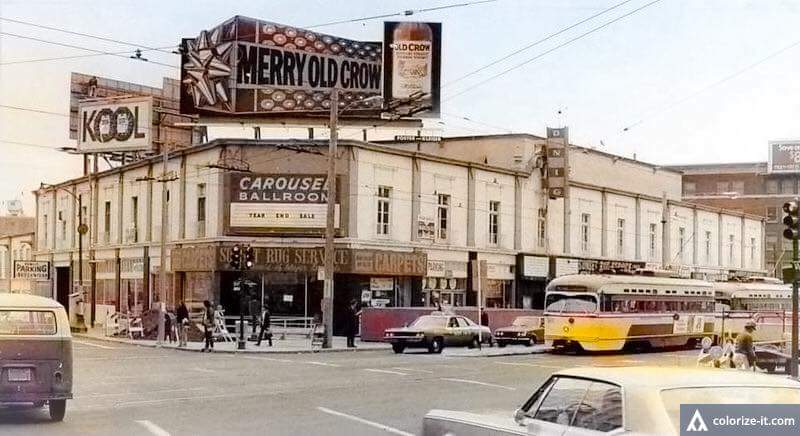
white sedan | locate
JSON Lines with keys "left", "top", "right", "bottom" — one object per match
{"left": 423, "top": 366, "right": 800, "bottom": 435}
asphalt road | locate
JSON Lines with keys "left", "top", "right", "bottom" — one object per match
{"left": 0, "top": 339, "right": 700, "bottom": 436}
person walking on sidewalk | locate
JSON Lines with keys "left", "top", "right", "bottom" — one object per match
{"left": 176, "top": 300, "right": 189, "bottom": 348}
{"left": 256, "top": 305, "right": 272, "bottom": 347}
{"left": 201, "top": 300, "right": 214, "bottom": 352}
{"left": 345, "top": 300, "right": 359, "bottom": 348}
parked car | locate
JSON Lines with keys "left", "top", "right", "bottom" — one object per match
{"left": 494, "top": 316, "right": 544, "bottom": 347}
{"left": 422, "top": 366, "right": 800, "bottom": 435}
{"left": 0, "top": 293, "right": 73, "bottom": 421}
{"left": 384, "top": 313, "right": 492, "bottom": 354}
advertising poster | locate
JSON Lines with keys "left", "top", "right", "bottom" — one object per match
{"left": 383, "top": 21, "right": 442, "bottom": 118}
{"left": 77, "top": 97, "right": 153, "bottom": 153}
{"left": 768, "top": 140, "right": 800, "bottom": 173}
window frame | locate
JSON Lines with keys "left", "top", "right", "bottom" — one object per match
{"left": 437, "top": 193, "right": 450, "bottom": 241}
{"left": 678, "top": 227, "right": 686, "bottom": 262}
{"left": 527, "top": 375, "right": 625, "bottom": 433}
{"left": 376, "top": 185, "right": 392, "bottom": 237}
{"left": 131, "top": 196, "right": 139, "bottom": 242}
{"left": 537, "top": 208, "right": 547, "bottom": 248}
{"left": 580, "top": 213, "right": 591, "bottom": 254}
{"left": 648, "top": 223, "right": 657, "bottom": 261}
{"left": 616, "top": 218, "right": 625, "bottom": 256}
{"left": 488, "top": 200, "right": 500, "bottom": 246}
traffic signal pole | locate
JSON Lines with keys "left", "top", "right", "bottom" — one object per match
{"left": 782, "top": 200, "right": 799, "bottom": 379}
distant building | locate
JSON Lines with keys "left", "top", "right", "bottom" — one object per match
{"left": 0, "top": 231, "right": 36, "bottom": 293}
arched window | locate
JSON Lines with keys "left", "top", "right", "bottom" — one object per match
{"left": 0, "top": 246, "right": 7, "bottom": 279}
{"left": 20, "top": 243, "right": 31, "bottom": 260}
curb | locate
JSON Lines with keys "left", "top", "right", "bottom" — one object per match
{"left": 73, "top": 334, "right": 392, "bottom": 355}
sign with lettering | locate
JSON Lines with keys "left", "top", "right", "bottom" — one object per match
{"left": 13, "top": 261, "right": 49, "bottom": 280}
{"left": 227, "top": 173, "right": 340, "bottom": 235}
{"left": 77, "top": 97, "right": 152, "bottom": 153}
{"left": 522, "top": 255, "right": 549, "bottom": 278}
{"left": 545, "top": 127, "right": 569, "bottom": 199}
{"left": 120, "top": 258, "right": 145, "bottom": 279}
{"left": 417, "top": 215, "right": 435, "bottom": 240}
{"left": 180, "top": 16, "right": 382, "bottom": 117}
{"left": 768, "top": 140, "right": 800, "bottom": 173}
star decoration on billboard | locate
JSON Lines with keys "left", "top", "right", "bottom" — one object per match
{"left": 183, "top": 26, "right": 234, "bottom": 111}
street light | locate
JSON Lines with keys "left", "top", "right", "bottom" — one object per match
{"left": 321, "top": 93, "right": 382, "bottom": 349}
{"left": 40, "top": 183, "right": 90, "bottom": 323}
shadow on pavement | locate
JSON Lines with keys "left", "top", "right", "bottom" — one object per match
{"left": 0, "top": 404, "right": 56, "bottom": 425}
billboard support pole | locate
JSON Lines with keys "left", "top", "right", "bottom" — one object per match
{"left": 322, "top": 90, "right": 338, "bottom": 349}
{"left": 157, "top": 144, "right": 168, "bottom": 346}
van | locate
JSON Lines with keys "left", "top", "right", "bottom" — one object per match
{"left": 0, "top": 293, "right": 73, "bottom": 421}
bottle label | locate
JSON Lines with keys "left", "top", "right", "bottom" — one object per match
{"left": 392, "top": 40, "right": 432, "bottom": 99}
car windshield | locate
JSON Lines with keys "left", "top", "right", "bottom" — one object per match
{"left": 544, "top": 293, "right": 598, "bottom": 313}
{"left": 512, "top": 316, "right": 539, "bottom": 326}
{"left": 410, "top": 316, "right": 447, "bottom": 329}
{"left": 0, "top": 310, "right": 57, "bottom": 335}
{"left": 661, "top": 387, "right": 800, "bottom": 434}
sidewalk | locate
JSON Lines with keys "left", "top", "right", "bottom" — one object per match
{"left": 75, "top": 328, "right": 391, "bottom": 354}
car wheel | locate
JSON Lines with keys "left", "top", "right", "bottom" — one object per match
{"left": 526, "top": 337, "right": 535, "bottom": 347}
{"left": 391, "top": 343, "right": 405, "bottom": 354}
{"left": 469, "top": 336, "right": 480, "bottom": 349}
{"left": 496, "top": 341, "right": 507, "bottom": 348}
{"left": 49, "top": 400, "right": 66, "bottom": 422}
{"left": 428, "top": 337, "right": 444, "bottom": 354}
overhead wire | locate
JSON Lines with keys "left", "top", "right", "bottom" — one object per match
{"left": 1, "top": 45, "right": 177, "bottom": 66}
{"left": 305, "top": 0, "right": 497, "bottom": 28}
{"left": 442, "top": 0, "right": 665, "bottom": 102}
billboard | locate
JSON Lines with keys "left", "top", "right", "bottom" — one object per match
{"left": 226, "top": 173, "right": 340, "bottom": 235}
{"left": 383, "top": 22, "right": 442, "bottom": 118}
{"left": 180, "top": 16, "right": 383, "bottom": 116}
{"left": 77, "top": 97, "right": 153, "bottom": 153}
{"left": 768, "top": 140, "right": 800, "bottom": 173}
{"left": 14, "top": 261, "right": 50, "bottom": 280}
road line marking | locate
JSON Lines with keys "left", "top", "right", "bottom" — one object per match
{"left": 77, "top": 387, "right": 204, "bottom": 399}
{"left": 495, "top": 361, "right": 562, "bottom": 369}
{"left": 73, "top": 340, "right": 117, "bottom": 350}
{"left": 440, "top": 377, "right": 516, "bottom": 391}
{"left": 364, "top": 368, "right": 407, "bottom": 376}
{"left": 307, "top": 361, "right": 341, "bottom": 367}
{"left": 316, "top": 406, "right": 414, "bottom": 436}
{"left": 240, "top": 356, "right": 295, "bottom": 363}
{"left": 190, "top": 367, "right": 216, "bottom": 373}
{"left": 135, "top": 420, "right": 171, "bottom": 436}
{"left": 391, "top": 367, "right": 434, "bottom": 374}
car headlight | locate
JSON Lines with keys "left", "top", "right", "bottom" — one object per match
{"left": 385, "top": 332, "right": 393, "bottom": 337}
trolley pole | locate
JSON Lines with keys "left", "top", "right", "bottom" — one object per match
{"left": 792, "top": 219, "right": 799, "bottom": 379}
{"left": 322, "top": 90, "right": 338, "bottom": 349}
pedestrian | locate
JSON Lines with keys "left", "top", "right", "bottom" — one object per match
{"left": 201, "top": 300, "right": 214, "bottom": 352}
{"left": 734, "top": 321, "right": 757, "bottom": 370}
{"left": 480, "top": 307, "right": 489, "bottom": 327}
{"left": 345, "top": 300, "right": 359, "bottom": 348}
{"left": 176, "top": 300, "right": 190, "bottom": 348}
{"left": 165, "top": 311, "right": 176, "bottom": 344}
{"left": 256, "top": 305, "right": 272, "bottom": 347}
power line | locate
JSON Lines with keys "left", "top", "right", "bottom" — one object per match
{"left": 443, "top": 0, "right": 635, "bottom": 88}
{"left": 0, "top": 139, "right": 62, "bottom": 150}
{"left": 0, "top": 45, "right": 177, "bottom": 66}
{"left": 0, "top": 103, "right": 66, "bottom": 117}
{"left": 442, "top": 112, "right": 514, "bottom": 133}
{"left": 306, "top": 0, "right": 497, "bottom": 28}
{"left": 621, "top": 37, "right": 800, "bottom": 133}
{"left": 0, "top": 32, "right": 178, "bottom": 69}
{"left": 0, "top": 17, "right": 176, "bottom": 54}
{"left": 442, "top": 0, "right": 665, "bottom": 102}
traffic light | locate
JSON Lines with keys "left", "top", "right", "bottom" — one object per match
{"left": 230, "top": 245, "right": 242, "bottom": 269}
{"left": 244, "top": 246, "right": 255, "bottom": 270}
{"left": 783, "top": 201, "right": 799, "bottom": 240}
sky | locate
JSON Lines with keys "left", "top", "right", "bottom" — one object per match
{"left": 1, "top": 0, "right": 800, "bottom": 214}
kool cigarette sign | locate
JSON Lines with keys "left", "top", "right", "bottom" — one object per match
{"left": 227, "top": 173, "right": 340, "bottom": 235}
{"left": 14, "top": 261, "right": 50, "bottom": 280}
{"left": 768, "top": 140, "right": 800, "bottom": 173}
{"left": 77, "top": 97, "right": 152, "bottom": 153}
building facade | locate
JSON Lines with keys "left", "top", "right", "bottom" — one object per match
{"left": 33, "top": 135, "right": 766, "bottom": 332}
{"left": 669, "top": 161, "right": 793, "bottom": 279}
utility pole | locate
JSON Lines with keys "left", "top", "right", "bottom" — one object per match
{"left": 781, "top": 200, "right": 799, "bottom": 379}
{"left": 322, "top": 90, "right": 338, "bottom": 349}
{"left": 157, "top": 144, "right": 168, "bottom": 346}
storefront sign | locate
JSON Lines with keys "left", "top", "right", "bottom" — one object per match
{"left": 556, "top": 257, "right": 645, "bottom": 276}
{"left": 521, "top": 255, "right": 549, "bottom": 278}
{"left": 555, "top": 258, "right": 580, "bottom": 277}
{"left": 370, "top": 277, "right": 394, "bottom": 291}
{"left": 95, "top": 259, "right": 117, "bottom": 280}
{"left": 426, "top": 260, "right": 445, "bottom": 276}
{"left": 486, "top": 263, "right": 514, "bottom": 280}
{"left": 383, "top": 22, "right": 442, "bottom": 117}
{"left": 417, "top": 215, "right": 435, "bottom": 240}
{"left": 171, "top": 246, "right": 217, "bottom": 272}
{"left": 768, "top": 140, "right": 800, "bottom": 173}
{"left": 283, "top": 294, "right": 294, "bottom": 303}
{"left": 180, "top": 16, "right": 382, "bottom": 116}
{"left": 77, "top": 97, "right": 152, "bottom": 153}
{"left": 351, "top": 250, "right": 427, "bottom": 276}
{"left": 120, "top": 258, "right": 144, "bottom": 279}
{"left": 361, "top": 290, "right": 372, "bottom": 303}
{"left": 227, "top": 173, "right": 340, "bottom": 235}
{"left": 545, "top": 127, "right": 568, "bottom": 199}
{"left": 13, "top": 261, "right": 49, "bottom": 280}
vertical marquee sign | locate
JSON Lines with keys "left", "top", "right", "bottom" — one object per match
{"left": 226, "top": 173, "right": 340, "bottom": 235}
{"left": 545, "top": 127, "right": 569, "bottom": 199}
{"left": 180, "top": 16, "right": 383, "bottom": 116}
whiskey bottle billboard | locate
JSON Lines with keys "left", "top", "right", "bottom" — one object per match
{"left": 383, "top": 21, "right": 442, "bottom": 118}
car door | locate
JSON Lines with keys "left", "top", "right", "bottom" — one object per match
{"left": 444, "top": 317, "right": 461, "bottom": 346}
{"left": 457, "top": 317, "right": 475, "bottom": 345}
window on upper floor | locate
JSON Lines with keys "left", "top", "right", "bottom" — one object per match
{"left": 488, "top": 201, "right": 500, "bottom": 245}
{"left": 42, "top": 214, "right": 48, "bottom": 246}
{"left": 678, "top": 227, "right": 686, "bottom": 262}
{"left": 376, "top": 186, "right": 391, "bottom": 236}
{"left": 728, "top": 234, "right": 735, "bottom": 265}
{"left": 131, "top": 196, "right": 139, "bottom": 242}
{"left": 716, "top": 181, "right": 730, "bottom": 193}
{"left": 537, "top": 208, "right": 546, "bottom": 248}
{"left": 731, "top": 180, "right": 744, "bottom": 194}
{"left": 782, "top": 178, "right": 795, "bottom": 194}
{"left": 683, "top": 182, "right": 696, "bottom": 195}
{"left": 58, "top": 210, "right": 67, "bottom": 242}
{"left": 197, "top": 184, "right": 207, "bottom": 238}
{"left": 750, "top": 237, "right": 756, "bottom": 265}
{"left": 437, "top": 194, "right": 449, "bottom": 241}
{"left": 649, "top": 223, "right": 658, "bottom": 261}
{"left": 103, "top": 201, "right": 111, "bottom": 243}
{"left": 616, "top": 218, "right": 625, "bottom": 256}
{"left": 705, "top": 231, "right": 712, "bottom": 262}
{"left": 766, "top": 206, "right": 778, "bottom": 223}
{"left": 580, "top": 213, "right": 591, "bottom": 254}
{"left": 766, "top": 180, "right": 778, "bottom": 194}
